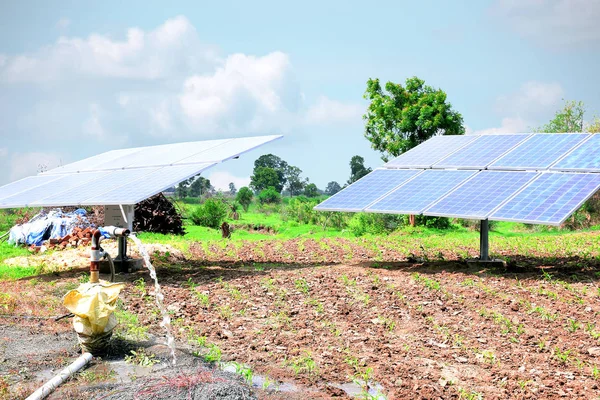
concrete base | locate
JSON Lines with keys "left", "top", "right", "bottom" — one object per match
{"left": 467, "top": 258, "right": 507, "bottom": 268}
{"left": 99, "top": 258, "right": 143, "bottom": 274}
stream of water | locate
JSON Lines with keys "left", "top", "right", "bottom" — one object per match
{"left": 130, "top": 234, "right": 177, "bottom": 366}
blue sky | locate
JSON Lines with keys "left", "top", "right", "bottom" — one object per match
{"left": 1, "top": 0, "right": 599, "bottom": 190}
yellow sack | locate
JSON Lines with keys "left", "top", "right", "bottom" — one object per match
{"left": 63, "top": 281, "right": 125, "bottom": 336}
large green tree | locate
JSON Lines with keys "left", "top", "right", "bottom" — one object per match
{"left": 538, "top": 100, "right": 600, "bottom": 133}
{"left": 364, "top": 76, "right": 465, "bottom": 161}
{"left": 254, "top": 154, "right": 288, "bottom": 191}
{"left": 304, "top": 183, "right": 319, "bottom": 198}
{"left": 250, "top": 167, "right": 282, "bottom": 193}
{"left": 190, "top": 176, "right": 212, "bottom": 197}
{"left": 285, "top": 165, "right": 307, "bottom": 196}
{"left": 347, "top": 155, "right": 372, "bottom": 185}
{"left": 325, "top": 181, "right": 342, "bottom": 196}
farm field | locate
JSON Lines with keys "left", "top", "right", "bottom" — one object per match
{"left": 1, "top": 210, "right": 600, "bottom": 399}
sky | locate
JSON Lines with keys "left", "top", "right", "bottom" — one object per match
{"left": 0, "top": 0, "right": 599, "bottom": 191}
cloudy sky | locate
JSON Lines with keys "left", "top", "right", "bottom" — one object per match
{"left": 1, "top": 0, "right": 599, "bottom": 190}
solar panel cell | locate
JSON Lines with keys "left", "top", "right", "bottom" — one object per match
{"left": 434, "top": 134, "right": 531, "bottom": 169}
{"left": 424, "top": 171, "right": 538, "bottom": 219}
{"left": 85, "top": 163, "right": 215, "bottom": 205}
{"left": 385, "top": 135, "right": 479, "bottom": 168}
{"left": 314, "top": 169, "right": 422, "bottom": 212}
{"left": 489, "top": 133, "right": 589, "bottom": 170}
{"left": 490, "top": 173, "right": 600, "bottom": 225}
{"left": 366, "top": 170, "right": 476, "bottom": 214}
{"left": 0, "top": 175, "right": 62, "bottom": 201}
{"left": 551, "top": 134, "right": 600, "bottom": 172}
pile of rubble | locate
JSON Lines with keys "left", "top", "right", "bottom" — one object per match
{"left": 30, "top": 227, "right": 94, "bottom": 252}
{"left": 134, "top": 193, "right": 185, "bottom": 235}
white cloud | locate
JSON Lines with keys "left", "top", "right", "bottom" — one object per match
{"left": 9, "top": 152, "right": 62, "bottom": 181}
{"left": 473, "top": 117, "right": 530, "bottom": 135}
{"left": 82, "top": 103, "right": 107, "bottom": 139}
{"left": 305, "top": 96, "right": 363, "bottom": 125}
{"left": 496, "top": 81, "right": 563, "bottom": 117}
{"left": 0, "top": 16, "right": 218, "bottom": 82}
{"left": 179, "top": 51, "right": 301, "bottom": 134}
{"left": 206, "top": 171, "right": 250, "bottom": 191}
{"left": 491, "top": 0, "right": 600, "bottom": 49}
{"left": 56, "top": 18, "right": 71, "bottom": 31}
{"left": 0, "top": 147, "right": 7, "bottom": 157}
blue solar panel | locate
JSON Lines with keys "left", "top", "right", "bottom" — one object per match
{"left": 490, "top": 173, "right": 600, "bottom": 225}
{"left": 314, "top": 169, "right": 421, "bottom": 211}
{"left": 385, "top": 135, "right": 479, "bottom": 168}
{"left": 366, "top": 170, "right": 477, "bottom": 214}
{"left": 424, "top": 171, "right": 538, "bottom": 219}
{"left": 489, "top": 134, "right": 589, "bottom": 170}
{"left": 551, "top": 134, "right": 600, "bottom": 172}
{"left": 434, "top": 134, "right": 531, "bottom": 169}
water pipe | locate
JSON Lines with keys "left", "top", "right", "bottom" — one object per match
{"left": 90, "top": 226, "right": 130, "bottom": 283}
{"left": 25, "top": 352, "right": 93, "bottom": 400}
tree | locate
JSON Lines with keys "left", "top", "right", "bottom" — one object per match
{"left": 254, "top": 154, "right": 288, "bottom": 191}
{"left": 285, "top": 165, "right": 307, "bottom": 196}
{"left": 538, "top": 100, "right": 585, "bottom": 133}
{"left": 364, "top": 76, "right": 465, "bottom": 161}
{"left": 236, "top": 187, "right": 253, "bottom": 211}
{"left": 304, "top": 183, "right": 319, "bottom": 197}
{"left": 325, "top": 181, "right": 342, "bottom": 196}
{"left": 228, "top": 182, "right": 237, "bottom": 196}
{"left": 176, "top": 176, "right": 196, "bottom": 198}
{"left": 348, "top": 155, "right": 372, "bottom": 184}
{"left": 250, "top": 167, "right": 282, "bottom": 193}
{"left": 190, "top": 176, "right": 212, "bottom": 197}
{"left": 588, "top": 117, "right": 600, "bottom": 133}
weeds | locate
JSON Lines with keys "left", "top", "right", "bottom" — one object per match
{"left": 125, "top": 349, "right": 160, "bottom": 367}
{"left": 286, "top": 351, "right": 318, "bottom": 376}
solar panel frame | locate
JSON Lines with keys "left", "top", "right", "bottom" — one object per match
{"left": 488, "top": 133, "right": 591, "bottom": 171}
{"left": 365, "top": 170, "right": 478, "bottom": 215}
{"left": 384, "top": 135, "right": 481, "bottom": 169}
{"left": 314, "top": 169, "right": 424, "bottom": 212}
{"left": 423, "top": 170, "right": 539, "bottom": 220}
{"left": 550, "top": 134, "right": 600, "bottom": 172}
{"left": 489, "top": 172, "right": 600, "bottom": 225}
{"left": 432, "top": 134, "right": 532, "bottom": 170}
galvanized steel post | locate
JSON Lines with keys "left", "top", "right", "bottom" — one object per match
{"left": 480, "top": 219, "right": 489, "bottom": 261}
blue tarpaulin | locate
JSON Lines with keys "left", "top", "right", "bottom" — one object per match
{"left": 8, "top": 209, "right": 92, "bottom": 246}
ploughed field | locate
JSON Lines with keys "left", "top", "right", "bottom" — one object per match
{"left": 1, "top": 232, "right": 600, "bottom": 399}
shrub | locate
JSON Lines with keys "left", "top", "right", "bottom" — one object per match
{"left": 190, "top": 199, "right": 228, "bottom": 229}
{"left": 236, "top": 187, "right": 253, "bottom": 211}
{"left": 411, "top": 215, "right": 453, "bottom": 230}
{"left": 258, "top": 187, "right": 281, "bottom": 205}
{"left": 349, "top": 213, "right": 404, "bottom": 236}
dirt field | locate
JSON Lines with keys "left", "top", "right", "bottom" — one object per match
{"left": 1, "top": 239, "right": 600, "bottom": 399}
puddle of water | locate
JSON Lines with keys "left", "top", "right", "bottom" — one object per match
{"left": 222, "top": 363, "right": 299, "bottom": 393}
{"left": 130, "top": 234, "right": 177, "bottom": 366}
{"left": 331, "top": 381, "right": 386, "bottom": 399}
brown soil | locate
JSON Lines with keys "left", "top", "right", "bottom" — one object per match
{"left": 1, "top": 241, "right": 600, "bottom": 399}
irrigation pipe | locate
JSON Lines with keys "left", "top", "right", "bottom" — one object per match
{"left": 25, "top": 352, "right": 93, "bottom": 400}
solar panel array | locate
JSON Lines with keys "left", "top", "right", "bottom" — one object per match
{"left": 316, "top": 133, "right": 600, "bottom": 226}
{"left": 0, "top": 135, "right": 281, "bottom": 208}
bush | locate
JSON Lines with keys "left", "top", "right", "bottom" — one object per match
{"left": 236, "top": 187, "right": 253, "bottom": 212}
{"left": 456, "top": 218, "right": 497, "bottom": 232}
{"left": 349, "top": 213, "right": 404, "bottom": 236}
{"left": 190, "top": 199, "right": 228, "bottom": 229}
{"left": 411, "top": 215, "right": 452, "bottom": 230}
{"left": 258, "top": 187, "right": 281, "bottom": 205}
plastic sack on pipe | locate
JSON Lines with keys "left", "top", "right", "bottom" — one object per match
{"left": 63, "top": 281, "right": 125, "bottom": 355}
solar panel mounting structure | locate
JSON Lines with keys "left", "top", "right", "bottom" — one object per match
{"left": 315, "top": 133, "right": 600, "bottom": 263}
{"left": 0, "top": 135, "right": 282, "bottom": 269}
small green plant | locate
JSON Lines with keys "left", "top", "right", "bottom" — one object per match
{"left": 133, "top": 278, "right": 147, "bottom": 296}
{"left": 567, "top": 319, "right": 581, "bottom": 333}
{"left": 553, "top": 347, "right": 572, "bottom": 364}
{"left": 294, "top": 278, "right": 310, "bottom": 294}
{"left": 286, "top": 351, "right": 318, "bottom": 376}
{"left": 204, "top": 343, "right": 222, "bottom": 363}
{"left": 218, "top": 305, "right": 233, "bottom": 320}
{"left": 183, "top": 277, "right": 199, "bottom": 289}
{"left": 457, "top": 387, "right": 483, "bottom": 400}
{"left": 194, "top": 291, "right": 210, "bottom": 307}
{"left": 124, "top": 349, "right": 160, "bottom": 367}
{"left": 228, "top": 362, "right": 254, "bottom": 384}
{"left": 79, "top": 273, "right": 90, "bottom": 284}
{"left": 78, "top": 369, "right": 117, "bottom": 383}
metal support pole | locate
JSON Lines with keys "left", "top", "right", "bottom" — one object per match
{"left": 116, "top": 236, "right": 128, "bottom": 272}
{"left": 480, "top": 219, "right": 489, "bottom": 261}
